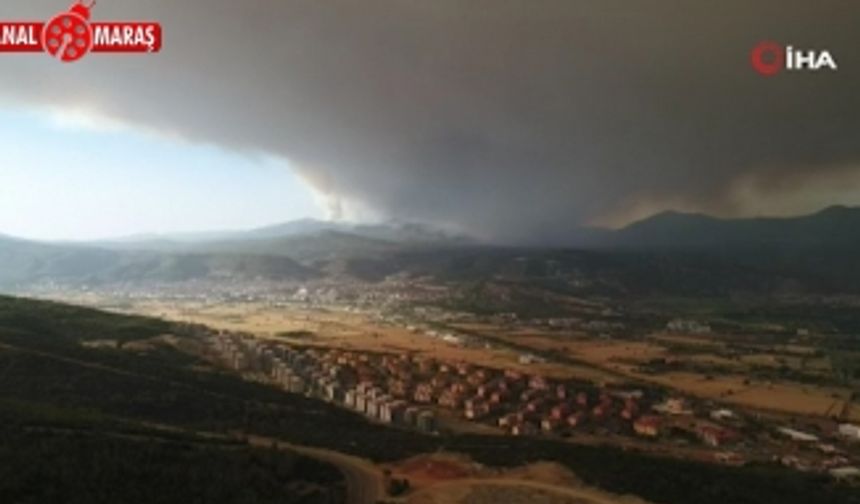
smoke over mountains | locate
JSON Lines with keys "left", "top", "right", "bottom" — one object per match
{"left": 1, "top": 1, "right": 859, "bottom": 243}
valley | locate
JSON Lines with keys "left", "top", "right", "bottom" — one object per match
{"left": 3, "top": 210, "right": 860, "bottom": 503}
{"left": 1, "top": 295, "right": 857, "bottom": 504}
{"left": 27, "top": 270, "right": 860, "bottom": 481}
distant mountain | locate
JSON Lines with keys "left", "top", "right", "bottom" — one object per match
{"left": 3, "top": 206, "right": 860, "bottom": 295}
{"left": 196, "top": 230, "right": 403, "bottom": 263}
{"left": 0, "top": 238, "right": 317, "bottom": 289}
{"left": 98, "top": 219, "right": 348, "bottom": 246}
{"left": 607, "top": 205, "right": 860, "bottom": 250}
{"left": 351, "top": 221, "right": 473, "bottom": 245}
{"left": 103, "top": 219, "right": 470, "bottom": 246}
{"left": 0, "top": 219, "right": 473, "bottom": 289}
{"left": 244, "top": 218, "right": 349, "bottom": 240}
{"left": 98, "top": 219, "right": 475, "bottom": 262}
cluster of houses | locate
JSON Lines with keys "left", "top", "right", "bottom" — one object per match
{"left": 666, "top": 319, "right": 712, "bottom": 335}
{"left": 206, "top": 331, "right": 860, "bottom": 479}
{"left": 630, "top": 399, "right": 741, "bottom": 448}
{"left": 210, "top": 332, "right": 438, "bottom": 433}
{"left": 207, "top": 331, "right": 743, "bottom": 446}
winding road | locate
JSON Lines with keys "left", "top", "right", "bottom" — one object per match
{"left": 245, "top": 435, "right": 386, "bottom": 504}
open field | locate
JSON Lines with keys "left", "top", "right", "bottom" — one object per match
{"left": 5, "top": 294, "right": 859, "bottom": 504}
{"left": 449, "top": 324, "right": 860, "bottom": 421}
{"left": 388, "top": 455, "right": 648, "bottom": 504}
{"left": 408, "top": 479, "right": 634, "bottom": 504}
{"left": 88, "top": 299, "right": 608, "bottom": 381}
{"left": 35, "top": 293, "right": 860, "bottom": 422}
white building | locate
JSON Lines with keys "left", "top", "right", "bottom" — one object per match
{"left": 666, "top": 319, "right": 711, "bottom": 334}
{"left": 777, "top": 427, "right": 819, "bottom": 443}
{"left": 829, "top": 466, "right": 860, "bottom": 482}
{"left": 710, "top": 409, "right": 737, "bottom": 421}
{"left": 838, "top": 423, "right": 860, "bottom": 440}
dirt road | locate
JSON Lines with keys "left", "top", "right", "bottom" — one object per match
{"left": 246, "top": 434, "right": 386, "bottom": 504}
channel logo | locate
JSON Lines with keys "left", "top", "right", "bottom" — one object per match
{"left": 750, "top": 41, "right": 837, "bottom": 77}
{"left": 0, "top": 1, "right": 161, "bottom": 63}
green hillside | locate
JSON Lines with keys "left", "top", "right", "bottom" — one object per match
{"left": 0, "top": 296, "right": 344, "bottom": 503}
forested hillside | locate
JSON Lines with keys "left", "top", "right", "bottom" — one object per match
{"left": 0, "top": 296, "right": 856, "bottom": 504}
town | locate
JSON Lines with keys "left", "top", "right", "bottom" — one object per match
{"left": 205, "top": 328, "right": 860, "bottom": 482}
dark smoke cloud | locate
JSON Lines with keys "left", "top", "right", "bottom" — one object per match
{"left": 1, "top": 0, "right": 859, "bottom": 243}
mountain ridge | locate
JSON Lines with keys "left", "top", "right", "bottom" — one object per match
{"left": 1, "top": 205, "right": 860, "bottom": 292}
{"left": 609, "top": 205, "right": 860, "bottom": 249}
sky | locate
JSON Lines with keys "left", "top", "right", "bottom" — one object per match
{"left": 0, "top": 107, "right": 323, "bottom": 241}
{"left": 0, "top": 0, "right": 859, "bottom": 244}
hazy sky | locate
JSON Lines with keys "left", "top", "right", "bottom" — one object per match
{"left": 1, "top": 1, "right": 859, "bottom": 243}
{"left": 0, "top": 107, "right": 323, "bottom": 241}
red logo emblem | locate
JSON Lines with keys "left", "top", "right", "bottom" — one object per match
{"left": 0, "top": 1, "right": 161, "bottom": 63}
{"left": 43, "top": 2, "right": 94, "bottom": 62}
{"left": 750, "top": 41, "right": 785, "bottom": 77}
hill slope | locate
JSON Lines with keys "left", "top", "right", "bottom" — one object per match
{"left": 610, "top": 205, "right": 860, "bottom": 250}
{"left": 100, "top": 219, "right": 473, "bottom": 255}
{"left": 3, "top": 207, "right": 860, "bottom": 295}
{"left": 0, "top": 296, "right": 348, "bottom": 503}
{"left": 0, "top": 296, "right": 856, "bottom": 504}
{"left": 0, "top": 237, "right": 318, "bottom": 288}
